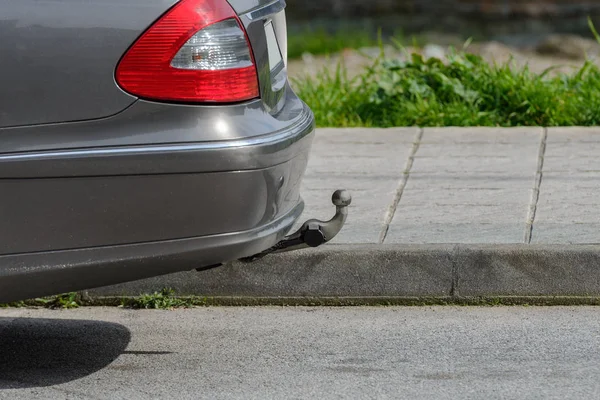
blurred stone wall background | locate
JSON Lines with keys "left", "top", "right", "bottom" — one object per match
{"left": 287, "top": 0, "right": 600, "bottom": 17}
{"left": 285, "top": 0, "right": 600, "bottom": 38}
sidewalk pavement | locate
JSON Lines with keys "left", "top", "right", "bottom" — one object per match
{"left": 304, "top": 127, "right": 598, "bottom": 245}
{"left": 90, "top": 127, "right": 600, "bottom": 302}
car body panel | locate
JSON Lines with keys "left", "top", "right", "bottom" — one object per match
{"left": 0, "top": 86, "right": 305, "bottom": 155}
{"left": 0, "top": 98, "right": 313, "bottom": 178}
{"left": 0, "top": 0, "right": 179, "bottom": 127}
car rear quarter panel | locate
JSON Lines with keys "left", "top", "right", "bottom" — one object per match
{"left": 0, "top": 0, "right": 177, "bottom": 127}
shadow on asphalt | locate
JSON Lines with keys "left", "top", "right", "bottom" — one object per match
{"left": 0, "top": 317, "right": 131, "bottom": 389}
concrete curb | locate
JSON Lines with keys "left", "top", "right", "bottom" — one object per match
{"left": 87, "top": 244, "right": 600, "bottom": 300}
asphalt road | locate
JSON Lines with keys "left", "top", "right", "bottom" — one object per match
{"left": 1, "top": 307, "right": 600, "bottom": 399}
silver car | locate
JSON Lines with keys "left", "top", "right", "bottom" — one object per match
{"left": 0, "top": 0, "right": 350, "bottom": 302}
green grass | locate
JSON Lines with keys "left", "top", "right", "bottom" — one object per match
{"left": 288, "top": 28, "right": 377, "bottom": 60}
{"left": 7, "top": 294, "right": 600, "bottom": 307}
{"left": 121, "top": 288, "right": 193, "bottom": 309}
{"left": 0, "top": 292, "right": 82, "bottom": 309}
{"left": 294, "top": 52, "right": 600, "bottom": 127}
{"left": 294, "top": 18, "right": 600, "bottom": 127}
{"left": 287, "top": 27, "right": 424, "bottom": 60}
{"left": 0, "top": 288, "right": 209, "bottom": 310}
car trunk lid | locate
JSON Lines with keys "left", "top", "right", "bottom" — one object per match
{"left": 228, "top": 0, "right": 290, "bottom": 114}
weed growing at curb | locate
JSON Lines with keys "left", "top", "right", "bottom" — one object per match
{"left": 36, "top": 292, "right": 81, "bottom": 309}
{"left": 294, "top": 17, "right": 600, "bottom": 127}
{"left": 5, "top": 295, "right": 600, "bottom": 308}
{"left": 0, "top": 289, "right": 206, "bottom": 310}
{"left": 0, "top": 292, "right": 82, "bottom": 309}
{"left": 121, "top": 288, "right": 192, "bottom": 309}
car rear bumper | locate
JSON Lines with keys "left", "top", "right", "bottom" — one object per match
{"left": 0, "top": 100, "right": 314, "bottom": 301}
{"left": 0, "top": 201, "right": 304, "bottom": 303}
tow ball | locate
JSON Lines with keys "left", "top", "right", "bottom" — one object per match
{"left": 241, "top": 189, "right": 352, "bottom": 262}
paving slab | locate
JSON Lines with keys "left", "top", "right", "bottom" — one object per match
{"left": 533, "top": 127, "right": 600, "bottom": 244}
{"left": 297, "top": 128, "right": 418, "bottom": 243}
{"left": 386, "top": 127, "right": 543, "bottom": 244}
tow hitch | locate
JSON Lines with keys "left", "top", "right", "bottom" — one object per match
{"left": 241, "top": 190, "right": 351, "bottom": 262}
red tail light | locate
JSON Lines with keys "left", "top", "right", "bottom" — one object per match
{"left": 116, "top": 0, "right": 259, "bottom": 103}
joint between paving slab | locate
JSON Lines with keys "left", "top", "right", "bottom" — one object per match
{"left": 450, "top": 245, "right": 460, "bottom": 298}
{"left": 379, "top": 128, "right": 424, "bottom": 243}
{"left": 523, "top": 128, "right": 547, "bottom": 244}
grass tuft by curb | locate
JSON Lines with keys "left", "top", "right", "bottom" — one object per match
{"left": 120, "top": 288, "right": 207, "bottom": 309}
{"left": 294, "top": 18, "right": 600, "bottom": 128}
{"left": 0, "top": 289, "right": 208, "bottom": 310}
{"left": 0, "top": 292, "right": 82, "bottom": 309}
{"left": 6, "top": 294, "right": 600, "bottom": 308}
{"left": 294, "top": 53, "right": 600, "bottom": 127}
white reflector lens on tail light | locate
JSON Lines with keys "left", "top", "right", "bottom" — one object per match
{"left": 170, "top": 19, "right": 254, "bottom": 70}
{"left": 116, "top": 0, "right": 259, "bottom": 103}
